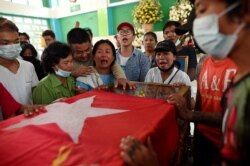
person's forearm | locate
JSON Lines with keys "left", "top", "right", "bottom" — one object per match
{"left": 112, "top": 63, "right": 126, "bottom": 79}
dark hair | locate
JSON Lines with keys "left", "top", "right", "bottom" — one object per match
{"left": 0, "top": 17, "right": 19, "bottom": 32}
{"left": 188, "top": 0, "right": 244, "bottom": 21}
{"left": 162, "top": 21, "right": 181, "bottom": 32}
{"left": 42, "top": 30, "right": 55, "bottom": 38}
{"left": 155, "top": 40, "right": 177, "bottom": 55}
{"left": 67, "top": 28, "right": 90, "bottom": 44}
{"left": 19, "top": 32, "right": 30, "bottom": 40}
{"left": 143, "top": 31, "right": 158, "bottom": 42}
{"left": 92, "top": 39, "right": 116, "bottom": 67}
{"left": 20, "top": 43, "right": 38, "bottom": 58}
{"left": 83, "top": 27, "right": 93, "bottom": 38}
{"left": 41, "top": 41, "right": 72, "bottom": 73}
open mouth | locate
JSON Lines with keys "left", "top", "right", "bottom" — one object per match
{"left": 122, "top": 38, "right": 128, "bottom": 42}
{"left": 158, "top": 61, "right": 169, "bottom": 68}
{"left": 100, "top": 59, "right": 109, "bottom": 65}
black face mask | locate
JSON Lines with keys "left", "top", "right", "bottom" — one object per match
{"left": 22, "top": 56, "right": 36, "bottom": 61}
{"left": 157, "top": 62, "right": 175, "bottom": 73}
{"left": 20, "top": 41, "right": 29, "bottom": 48}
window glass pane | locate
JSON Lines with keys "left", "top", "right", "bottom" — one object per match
{"left": 13, "top": 17, "right": 23, "bottom": 23}
{"left": 24, "top": 18, "right": 32, "bottom": 24}
{"left": 33, "top": 19, "right": 42, "bottom": 25}
{"left": 16, "top": 24, "right": 23, "bottom": 30}
{"left": 1, "top": 15, "right": 12, "bottom": 21}
{"left": 32, "top": 25, "right": 40, "bottom": 31}
{"left": 23, "top": 25, "right": 31, "bottom": 31}
{"left": 42, "top": 20, "right": 48, "bottom": 26}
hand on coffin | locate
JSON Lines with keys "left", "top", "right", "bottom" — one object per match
{"left": 120, "top": 135, "right": 159, "bottom": 166}
{"left": 114, "top": 78, "right": 136, "bottom": 90}
{"left": 167, "top": 93, "right": 192, "bottom": 121}
{"left": 19, "top": 104, "right": 44, "bottom": 117}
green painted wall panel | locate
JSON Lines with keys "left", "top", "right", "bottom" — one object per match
{"left": 42, "top": 0, "right": 49, "bottom": 7}
{"left": 109, "top": 0, "right": 176, "bottom": 34}
{"left": 58, "top": 11, "right": 99, "bottom": 42}
{"left": 97, "top": 9, "right": 108, "bottom": 36}
{"left": 110, "top": 2, "right": 137, "bottom": 35}
{"left": 158, "top": 0, "right": 176, "bottom": 30}
{"left": 109, "top": 0, "right": 123, "bottom": 3}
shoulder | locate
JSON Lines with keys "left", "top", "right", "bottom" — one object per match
{"left": 18, "top": 58, "right": 33, "bottom": 66}
{"left": 18, "top": 59, "right": 35, "bottom": 70}
{"left": 133, "top": 48, "right": 146, "bottom": 57}
{"left": 147, "top": 67, "right": 159, "bottom": 76}
{"left": 176, "top": 68, "right": 191, "bottom": 80}
{"left": 35, "top": 74, "right": 60, "bottom": 88}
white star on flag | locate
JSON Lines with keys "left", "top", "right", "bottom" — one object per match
{"left": 5, "top": 96, "right": 128, "bottom": 144}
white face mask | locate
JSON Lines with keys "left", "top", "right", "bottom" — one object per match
{"left": 193, "top": 2, "right": 245, "bottom": 58}
{"left": 54, "top": 68, "right": 71, "bottom": 77}
{"left": 0, "top": 43, "right": 22, "bottom": 60}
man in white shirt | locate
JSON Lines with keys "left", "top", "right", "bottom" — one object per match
{"left": 0, "top": 17, "right": 38, "bottom": 104}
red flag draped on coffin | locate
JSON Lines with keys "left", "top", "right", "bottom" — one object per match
{"left": 0, "top": 90, "right": 179, "bottom": 166}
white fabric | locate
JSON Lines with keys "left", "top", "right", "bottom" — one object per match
{"left": 145, "top": 67, "right": 195, "bottom": 98}
{"left": 0, "top": 59, "right": 39, "bottom": 104}
{"left": 5, "top": 96, "right": 128, "bottom": 144}
{"left": 119, "top": 54, "right": 130, "bottom": 66}
{"left": 76, "top": 69, "right": 103, "bottom": 88}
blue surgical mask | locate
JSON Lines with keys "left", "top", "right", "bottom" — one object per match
{"left": 54, "top": 68, "right": 71, "bottom": 77}
{"left": 193, "top": 2, "right": 245, "bottom": 58}
{"left": 0, "top": 43, "right": 22, "bottom": 60}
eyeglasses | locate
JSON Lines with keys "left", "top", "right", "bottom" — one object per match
{"left": 118, "top": 30, "right": 133, "bottom": 36}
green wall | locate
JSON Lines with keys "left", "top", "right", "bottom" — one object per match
{"left": 159, "top": 0, "right": 176, "bottom": 30}
{"left": 107, "top": 0, "right": 176, "bottom": 34}
{"left": 55, "top": 0, "right": 177, "bottom": 41}
{"left": 109, "top": 2, "right": 136, "bottom": 35}
{"left": 58, "top": 11, "right": 98, "bottom": 42}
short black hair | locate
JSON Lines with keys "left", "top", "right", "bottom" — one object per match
{"left": 19, "top": 32, "right": 30, "bottom": 40}
{"left": 83, "top": 27, "right": 93, "bottom": 38}
{"left": 67, "top": 28, "right": 90, "bottom": 44}
{"left": 92, "top": 39, "right": 116, "bottom": 67}
{"left": 41, "top": 41, "right": 72, "bottom": 74}
{"left": 143, "top": 31, "right": 158, "bottom": 42}
{"left": 42, "top": 30, "right": 55, "bottom": 38}
{"left": 0, "top": 17, "right": 19, "bottom": 32}
{"left": 162, "top": 21, "right": 181, "bottom": 32}
{"left": 155, "top": 40, "right": 177, "bottom": 55}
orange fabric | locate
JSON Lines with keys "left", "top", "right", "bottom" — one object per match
{"left": 0, "top": 90, "right": 179, "bottom": 166}
{"left": 197, "top": 56, "right": 236, "bottom": 147}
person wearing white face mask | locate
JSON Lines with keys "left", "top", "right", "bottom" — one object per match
{"left": 32, "top": 42, "right": 77, "bottom": 104}
{"left": 169, "top": 0, "right": 250, "bottom": 165}
{"left": 0, "top": 17, "right": 39, "bottom": 105}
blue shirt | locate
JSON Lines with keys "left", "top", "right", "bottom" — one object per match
{"left": 116, "top": 48, "right": 150, "bottom": 82}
